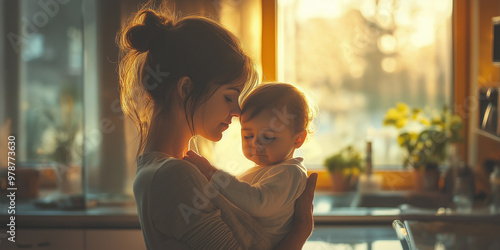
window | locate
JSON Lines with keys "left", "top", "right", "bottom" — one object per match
{"left": 16, "top": 0, "right": 84, "bottom": 166}
{"left": 2, "top": 0, "right": 139, "bottom": 205}
{"left": 277, "top": 0, "right": 453, "bottom": 168}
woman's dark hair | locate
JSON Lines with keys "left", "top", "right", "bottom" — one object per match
{"left": 118, "top": 3, "right": 259, "bottom": 157}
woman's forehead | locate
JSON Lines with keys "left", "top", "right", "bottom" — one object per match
{"left": 223, "top": 85, "right": 242, "bottom": 93}
{"left": 230, "top": 81, "right": 245, "bottom": 91}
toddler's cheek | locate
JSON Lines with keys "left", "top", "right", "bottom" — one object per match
{"left": 241, "top": 147, "right": 252, "bottom": 159}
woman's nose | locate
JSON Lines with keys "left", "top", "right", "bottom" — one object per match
{"left": 230, "top": 103, "right": 242, "bottom": 117}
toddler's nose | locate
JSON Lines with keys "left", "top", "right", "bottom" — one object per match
{"left": 253, "top": 140, "right": 265, "bottom": 152}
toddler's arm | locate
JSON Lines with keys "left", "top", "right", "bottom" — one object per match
{"left": 183, "top": 150, "right": 307, "bottom": 218}
{"left": 213, "top": 167, "right": 306, "bottom": 217}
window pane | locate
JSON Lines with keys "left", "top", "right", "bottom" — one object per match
{"left": 19, "top": 0, "right": 83, "bottom": 165}
{"left": 16, "top": 0, "right": 84, "bottom": 199}
{"left": 277, "top": 0, "right": 453, "bottom": 168}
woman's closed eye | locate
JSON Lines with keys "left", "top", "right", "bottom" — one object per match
{"left": 224, "top": 96, "right": 233, "bottom": 103}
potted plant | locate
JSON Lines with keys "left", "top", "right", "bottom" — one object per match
{"left": 39, "top": 87, "right": 83, "bottom": 195}
{"left": 324, "top": 146, "right": 364, "bottom": 192}
{"left": 383, "top": 103, "right": 463, "bottom": 190}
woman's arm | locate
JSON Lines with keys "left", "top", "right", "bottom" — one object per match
{"left": 274, "top": 173, "right": 317, "bottom": 250}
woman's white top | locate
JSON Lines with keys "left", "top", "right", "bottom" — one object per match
{"left": 133, "top": 152, "right": 274, "bottom": 250}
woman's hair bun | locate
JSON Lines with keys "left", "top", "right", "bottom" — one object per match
{"left": 127, "top": 25, "right": 154, "bottom": 52}
{"left": 125, "top": 10, "right": 173, "bottom": 52}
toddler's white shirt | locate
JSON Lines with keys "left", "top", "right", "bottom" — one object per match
{"left": 210, "top": 157, "right": 308, "bottom": 246}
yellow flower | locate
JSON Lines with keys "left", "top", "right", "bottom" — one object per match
{"left": 412, "top": 155, "right": 420, "bottom": 162}
{"left": 383, "top": 108, "right": 401, "bottom": 126}
{"left": 411, "top": 108, "right": 422, "bottom": 120}
{"left": 431, "top": 116, "right": 444, "bottom": 126}
{"left": 410, "top": 133, "right": 419, "bottom": 141}
{"left": 397, "top": 133, "right": 414, "bottom": 146}
{"left": 383, "top": 103, "right": 464, "bottom": 169}
{"left": 396, "top": 103, "right": 409, "bottom": 113}
{"left": 352, "top": 168, "right": 360, "bottom": 176}
{"left": 342, "top": 168, "right": 351, "bottom": 176}
{"left": 419, "top": 118, "right": 431, "bottom": 126}
{"left": 396, "top": 118, "right": 408, "bottom": 129}
{"left": 385, "top": 108, "right": 400, "bottom": 118}
{"left": 397, "top": 135, "right": 406, "bottom": 147}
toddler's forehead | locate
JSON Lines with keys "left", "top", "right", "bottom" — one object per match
{"left": 241, "top": 109, "right": 294, "bottom": 132}
{"left": 241, "top": 108, "right": 274, "bottom": 123}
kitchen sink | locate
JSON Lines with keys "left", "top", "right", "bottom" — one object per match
{"left": 313, "top": 190, "right": 451, "bottom": 210}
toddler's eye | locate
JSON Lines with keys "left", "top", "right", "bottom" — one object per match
{"left": 244, "top": 135, "right": 254, "bottom": 139}
{"left": 263, "top": 136, "right": 276, "bottom": 141}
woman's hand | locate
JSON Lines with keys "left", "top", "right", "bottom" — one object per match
{"left": 182, "top": 150, "right": 218, "bottom": 181}
{"left": 293, "top": 172, "right": 317, "bottom": 234}
{"left": 274, "top": 172, "right": 318, "bottom": 250}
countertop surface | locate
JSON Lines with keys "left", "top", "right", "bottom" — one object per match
{"left": 2, "top": 191, "right": 500, "bottom": 229}
{"left": 0, "top": 201, "right": 141, "bottom": 229}
{"left": 2, "top": 192, "right": 500, "bottom": 250}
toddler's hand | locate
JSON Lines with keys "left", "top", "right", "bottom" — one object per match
{"left": 183, "top": 150, "right": 217, "bottom": 181}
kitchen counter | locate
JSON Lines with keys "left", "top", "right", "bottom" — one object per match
{"left": 0, "top": 201, "right": 140, "bottom": 229}
{"left": 2, "top": 191, "right": 500, "bottom": 229}
{"left": 0, "top": 197, "right": 408, "bottom": 250}
{"left": 2, "top": 193, "right": 500, "bottom": 250}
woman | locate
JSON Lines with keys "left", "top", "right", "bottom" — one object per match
{"left": 118, "top": 4, "right": 317, "bottom": 249}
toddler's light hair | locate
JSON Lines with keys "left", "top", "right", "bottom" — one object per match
{"left": 241, "top": 82, "right": 318, "bottom": 142}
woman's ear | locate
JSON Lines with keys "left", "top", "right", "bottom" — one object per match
{"left": 294, "top": 130, "right": 307, "bottom": 148}
{"left": 177, "top": 77, "right": 192, "bottom": 99}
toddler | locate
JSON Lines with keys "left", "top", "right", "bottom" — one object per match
{"left": 184, "top": 82, "right": 317, "bottom": 246}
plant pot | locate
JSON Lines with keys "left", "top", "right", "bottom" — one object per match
{"left": 329, "top": 172, "right": 350, "bottom": 192}
{"left": 16, "top": 168, "right": 41, "bottom": 198}
{"left": 413, "top": 167, "right": 440, "bottom": 192}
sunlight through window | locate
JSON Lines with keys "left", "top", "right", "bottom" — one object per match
{"left": 278, "top": 0, "right": 453, "bottom": 168}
